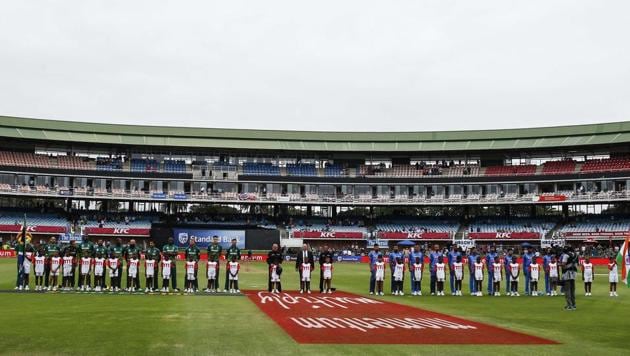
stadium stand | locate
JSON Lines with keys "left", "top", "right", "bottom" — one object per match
{"left": 0, "top": 152, "right": 49, "bottom": 168}
{"left": 163, "top": 160, "right": 187, "bottom": 173}
{"left": 130, "top": 159, "right": 159, "bottom": 172}
{"left": 0, "top": 213, "right": 68, "bottom": 227}
{"left": 242, "top": 163, "right": 281, "bottom": 176}
{"left": 374, "top": 219, "right": 460, "bottom": 234}
{"left": 580, "top": 157, "right": 630, "bottom": 173}
{"left": 559, "top": 215, "right": 630, "bottom": 233}
{"left": 96, "top": 157, "right": 123, "bottom": 171}
{"left": 542, "top": 160, "right": 576, "bottom": 174}
{"left": 56, "top": 155, "right": 93, "bottom": 170}
{"left": 360, "top": 164, "right": 442, "bottom": 177}
{"left": 324, "top": 164, "right": 344, "bottom": 177}
{"left": 286, "top": 163, "right": 317, "bottom": 176}
{"left": 468, "top": 217, "right": 558, "bottom": 235}
{"left": 447, "top": 165, "right": 479, "bottom": 176}
{"left": 484, "top": 165, "right": 537, "bottom": 176}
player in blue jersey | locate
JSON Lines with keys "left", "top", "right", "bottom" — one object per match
{"left": 522, "top": 247, "right": 533, "bottom": 295}
{"left": 485, "top": 246, "right": 498, "bottom": 294}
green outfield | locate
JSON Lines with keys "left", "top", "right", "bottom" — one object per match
{"left": 0, "top": 258, "right": 627, "bottom": 355}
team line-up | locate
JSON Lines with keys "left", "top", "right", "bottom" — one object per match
{"left": 14, "top": 239, "right": 622, "bottom": 297}
{"left": 367, "top": 253, "right": 620, "bottom": 297}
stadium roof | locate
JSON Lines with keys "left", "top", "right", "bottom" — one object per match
{"left": 1, "top": 115, "right": 629, "bottom": 152}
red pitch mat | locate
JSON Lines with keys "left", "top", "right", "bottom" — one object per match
{"left": 245, "top": 291, "right": 558, "bottom": 345}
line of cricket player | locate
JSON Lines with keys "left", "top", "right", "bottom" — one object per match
{"left": 368, "top": 244, "right": 622, "bottom": 297}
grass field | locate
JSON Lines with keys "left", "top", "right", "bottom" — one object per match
{"left": 0, "top": 258, "right": 627, "bottom": 355}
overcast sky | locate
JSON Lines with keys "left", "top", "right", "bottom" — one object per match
{"left": 1, "top": 1, "right": 629, "bottom": 132}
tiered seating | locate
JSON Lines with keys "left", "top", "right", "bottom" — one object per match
{"left": 581, "top": 158, "right": 630, "bottom": 173}
{"left": 542, "top": 160, "right": 576, "bottom": 174}
{"left": 163, "top": 160, "right": 186, "bottom": 173}
{"left": 0, "top": 213, "right": 67, "bottom": 227}
{"left": 286, "top": 164, "right": 317, "bottom": 176}
{"left": 447, "top": 165, "right": 479, "bottom": 176}
{"left": 484, "top": 165, "right": 536, "bottom": 176}
{"left": 242, "top": 163, "right": 280, "bottom": 176}
{"left": 390, "top": 165, "right": 427, "bottom": 176}
{"left": 83, "top": 218, "right": 153, "bottom": 228}
{"left": 130, "top": 159, "right": 159, "bottom": 172}
{"left": 375, "top": 220, "right": 459, "bottom": 233}
{"left": 96, "top": 158, "right": 123, "bottom": 171}
{"left": 468, "top": 218, "right": 557, "bottom": 235}
{"left": 0, "top": 152, "right": 50, "bottom": 168}
{"left": 293, "top": 223, "right": 368, "bottom": 234}
{"left": 57, "top": 155, "right": 92, "bottom": 170}
{"left": 559, "top": 215, "right": 630, "bottom": 233}
{"left": 324, "top": 164, "right": 344, "bottom": 176}
{"left": 360, "top": 164, "right": 434, "bottom": 177}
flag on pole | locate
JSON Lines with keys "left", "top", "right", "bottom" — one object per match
{"left": 16, "top": 214, "right": 27, "bottom": 288}
{"left": 22, "top": 213, "right": 27, "bottom": 251}
{"left": 616, "top": 236, "right": 629, "bottom": 286}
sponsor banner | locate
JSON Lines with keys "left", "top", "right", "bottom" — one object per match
{"left": 292, "top": 231, "right": 364, "bottom": 239}
{"left": 175, "top": 252, "right": 267, "bottom": 261}
{"left": 467, "top": 232, "right": 540, "bottom": 240}
{"left": 173, "top": 228, "right": 245, "bottom": 249}
{"left": 534, "top": 195, "right": 567, "bottom": 202}
{"left": 58, "top": 189, "right": 72, "bottom": 196}
{"left": 376, "top": 232, "right": 450, "bottom": 240}
{"left": 455, "top": 239, "right": 475, "bottom": 249}
{"left": 336, "top": 255, "right": 362, "bottom": 262}
{"left": 151, "top": 192, "right": 167, "bottom": 199}
{"left": 246, "top": 291, "right": 557, "bottom": 344}
{"left": 83, "top": 227, "right": 151, "bottom": 236}
{"left": 59, "top": 233, "right": 83, "bottom": 242}
{"left": 276, "top": 196, "right": 290, "bottom": 202}
{"left": 173, "top": 193, "right": 188, "bottom": 200}
{"left": 366, "top": 240, "right": 390, "bottom": 248}
{"left": 541, "top": 238, "right": 564, "bottom": 248}
{"left": 0, "top": 225, "right": 67, "bottom": 234}
{"left": 238, "top": 193, "right": 258, "bottom": 201}
{"left": 563, "top": 231, "right": 630, "bottom": 237}
{"left": 0, "top": 250, "right": 17, "bottom": 258}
